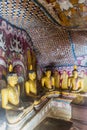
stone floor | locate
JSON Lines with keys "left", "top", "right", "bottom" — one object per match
{"left": 34, "top": 117, "right": 73, "bottom": 130}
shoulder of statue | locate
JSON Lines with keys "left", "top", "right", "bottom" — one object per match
{"left": 25, "top": 80, "right": 30, "bottom": 84}
{"left": 1, "top": 88, "right": 8, "bottom": 93}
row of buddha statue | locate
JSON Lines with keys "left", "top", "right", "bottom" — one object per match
{"left": 42, "top": 66, "right": 87, "bottom": 93}
{"left": 1, "top": 64, "right": 87, "bottom": 111}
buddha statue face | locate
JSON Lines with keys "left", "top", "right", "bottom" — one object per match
{"left": 54, "top": 70, "right": 59, "bottom": 76}
{"left": 29, "top": 72, "right": 36, "bottom": 80}
{"left": 45, "top": 70, "right": 51, "bottom": 78}
{"left": 73, "top": 70, "right": 78, "bottom": 78}
{"left": 7, "top": 73, "right": 18, "bottom": 87}
{"left": 63, "top": 70, "right": 67, "bottom": 75}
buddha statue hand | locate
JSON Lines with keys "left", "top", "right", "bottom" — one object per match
{"left": 72, "top": 89, "right": 81, "bottom": 93}
{"left": 48, "top": 86, "right": 55, "bottom": 91}
{"left": 18, "top": 106, "right": 24, "bottom": 111}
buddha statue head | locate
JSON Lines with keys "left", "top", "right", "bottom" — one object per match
{"left": 63, "top": 70, "right": 67, "bottom": 75}
{"left": 73, "top": 70, "right": 78, "bottom": 79}
{"left": 73, "top": 65, "right": 77, "bottom": 71}
{"left": 72, "top": 65, "right": 78, "bottom": 78}
{"left": 45, "top": 69, "right": 51, "bottom": 78}
{"left": 28, "top": 70, "right": 36, "bottom": 81}
{"left": 7, "top": 72, "right": 18, "bottom": 87}
{"left": 28, "top": 65, "right": 36, "bottom": 80}
{"left": 54, "top": 70, "right": 59, "bottom": 76}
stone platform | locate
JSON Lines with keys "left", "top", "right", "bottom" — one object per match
{"left": 0, "top": 95, "right": 79, "bottom": 130}
{"left": 7, "top": 97, "right": 72, "bottom": 130}
{"left": 34, "top": 117, "right": 72, "bottom": 130}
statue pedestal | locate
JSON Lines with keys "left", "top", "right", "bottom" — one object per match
{"left": 62, "top": 91, "right": 78, "bottom": 99}
{"left": 71, "top": 96, "right": 87, "bottom": 130}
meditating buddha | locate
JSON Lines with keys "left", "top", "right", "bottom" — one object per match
{"left": 1, "top": 70, "right": 23, "bottom": 110}
{"left": 41, "top": 69, "right": 55, "bottom": 92}
{"left": 25, "top": 65, "right": 37, "bottom": 96}
{"left": 53, "top": 70, "right": 60, "bottom": 89}
{"left": 68, "top": 68, "right": 83, "bottom": 92}
{"left": 60, "top": 70, "right": 68, "bottom": 90}
{"left": 80, "top": 70, "right": 87, "bottom": 93}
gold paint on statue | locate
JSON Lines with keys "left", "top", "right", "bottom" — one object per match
{"left": 9, "top": 64, "right": 13, "bottom": 72}
{"left": 1, "top": 72, "right": 22, "bottom": 110}
{"left": 68, "top": 69, "right": 83, "bottom": 92}
{"left": 53, "top": 70, "right": 60, "bottom": 89}
{"left": 25, "top": 65, "right": 37, "bottom": 96}
{"left": 60, "top": 70, "right": 68, "bottom": 90}
{"left": 41, "top": 70, "right": 55, "bottom": 91}
{"left": 80, "top": 71, "right": 87, "bottom": 93}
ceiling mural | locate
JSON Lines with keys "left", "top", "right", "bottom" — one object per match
{"left": 0, "top": 0, "right": 53, "bottom": 34}
{"left": 0, "top": 0, "right": 87, "bottom": 31}
{"left": 33, "top": 0, "right": 87, "bottom": 29}
{"left": 0, "top": 0, "right": 87, "bottom": 68}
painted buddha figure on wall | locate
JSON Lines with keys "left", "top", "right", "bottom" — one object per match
{"left": 41, "top": 69, "right": 55, "bottom": 92}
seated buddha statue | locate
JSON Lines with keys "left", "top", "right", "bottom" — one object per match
{"left": 25, "top": 65, "right": 37, "bottom": 97}
{"left": 60, "top": 70, "right": 68, "bottom": 90}
{"left": 80, "top": 70, "right": 87, "bottom": 93}
{"left": 1, "top": 65, "right": 34, "bottom": 124}
{"left": 1, "top": 72, "right": 23, "bottom": 110}
{"left": 41, "top": 69, "right": 55, "bottom": 92}
{"left": 68, "top": 69, "right": 83, "bottom": 93}
{"left": 53, "top": 70, "right": 60, "bottom": 89}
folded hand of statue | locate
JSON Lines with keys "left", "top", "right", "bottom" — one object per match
{"left": 18, "top": 106, "right": 24, "bottom": 111}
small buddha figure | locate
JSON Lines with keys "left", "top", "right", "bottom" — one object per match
{"left": 68, "top": 69, "right": 83, "bottom": 92}
{"left": 53, "top": 70, "right": 60, "bottom": 89}
{"left": 25, "top": 65, "right": 37, "bottom": 96}
{"left": 41, "top": 69, "right": 55, "bottom": 91}
{"left": 60, "top": 70, "right": 68, "bottom": 90}
{"left": 1, "top": 72, "right": 23, "bottom": 110}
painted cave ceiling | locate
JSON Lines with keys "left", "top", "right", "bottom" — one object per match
{"left": 0, "top": 0, "right": 87, "bottom": 67}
